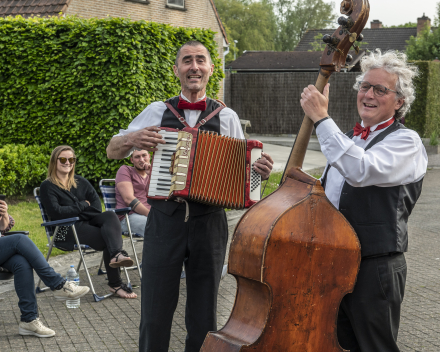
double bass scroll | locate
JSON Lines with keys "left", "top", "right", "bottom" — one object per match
{"left": 200, "top": 0, "right": 370, "bottom": 351}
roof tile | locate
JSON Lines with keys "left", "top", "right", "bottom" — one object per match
{"left": 0, "top": 0, "right": 70, "bottom": 18}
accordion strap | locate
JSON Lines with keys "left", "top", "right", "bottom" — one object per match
{"left": 195, "top": 106, "right": 224, "bottom": 128}
{"left": 165, "top": 102, "right": 190, "bottom": 128}
{"left": 165, "top": 102, "right": 224, "bottom": 130}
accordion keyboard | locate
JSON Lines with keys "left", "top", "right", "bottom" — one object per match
{"left": 148, "top": 130, "right": 179, "bottom": 197}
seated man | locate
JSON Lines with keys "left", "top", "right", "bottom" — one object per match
{"left": 115, "top": 149, "right": 151, "bottom": 237}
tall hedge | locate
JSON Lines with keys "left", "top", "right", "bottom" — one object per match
{"left": 0, "top": 15, "right": 224, "bottom": 187}
{"left": 0, "top": 144, "right": 51, "bottom": 196}
{"left": 405, "top": 61, "right": 440, "bottom": 137}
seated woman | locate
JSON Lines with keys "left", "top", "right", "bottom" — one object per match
{"left": 39, "top": 145, "right": 137, "bottom": 299}
{"left": 0, "top": 198, "right": 90, "bottom": 338}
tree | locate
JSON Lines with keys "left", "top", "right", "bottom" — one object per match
{"left": 308, "top": 32, "right": 327, "bottom": 51}
{"left": 215, "top": 0, "right": 277, "bottom": 63}
{"left": 271, "top": 0, "right": 336, "bottom": 51}
{"left": 406, "top": 25, "right": 440, "bottom": 60}
{"left": 435, "top": 1, "right": 440, "bottom": 27}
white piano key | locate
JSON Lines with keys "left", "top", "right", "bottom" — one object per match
{"left": 150, "top": 174, "right": 172, "bottom": 180}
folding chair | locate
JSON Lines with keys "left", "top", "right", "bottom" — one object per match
{"left": 33, "top": 187, "right": 132, "bottom": 302}
{"left": 99, "top": 179, "right": 142, "bottom": 279}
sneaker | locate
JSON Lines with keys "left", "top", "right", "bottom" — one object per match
{"left": 19, "top": 318, "right": 55, "bottom": 338}
{"left": 53, "top": 281, "right": 90, "bottom": 301}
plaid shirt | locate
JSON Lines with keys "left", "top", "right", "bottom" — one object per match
{"left": 0, "top": 215, "right": 14, "bottom": 236}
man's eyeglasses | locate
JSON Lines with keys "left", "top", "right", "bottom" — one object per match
{"left": 356, "top": 81, "right": 398, "bottom": 97}
{"left": 58, "top": 157, "right": 76, "bottom": 164}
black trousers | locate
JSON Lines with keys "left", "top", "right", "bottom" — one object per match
{"left": 138, "top": 207, "right": 228, "bottom": 352}
{"left": 75, "top": 211, "right": 123, "bottom": 287}
{"left": 337, "top": 253, "right": 407, "bottom": 352}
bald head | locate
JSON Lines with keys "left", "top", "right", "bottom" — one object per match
{"left": 175, "top": 41, "right": 212, "bottom": 67}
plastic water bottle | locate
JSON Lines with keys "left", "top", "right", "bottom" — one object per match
{"left": 66, "top": 265, "right": 80, "bottom": 308}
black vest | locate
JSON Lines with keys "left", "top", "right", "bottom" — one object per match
{"left": 148, "top": 96, "right": 224, "bottom": 216}
{"left": 321, "top": 120, "right": 424, "bottom": 257}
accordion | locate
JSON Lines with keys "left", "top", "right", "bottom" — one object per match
{"left": 146, "top": 127, "right": 263, "bottom": 209}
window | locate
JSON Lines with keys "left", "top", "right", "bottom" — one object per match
{"left": 167, "top": 0, "right": 185, "bottom": 8}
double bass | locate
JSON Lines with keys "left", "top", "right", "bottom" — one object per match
{"left": 200, "top": 1, "right": 370, "bottom": 351}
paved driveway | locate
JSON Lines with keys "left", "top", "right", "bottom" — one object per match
{"left": 1, "top": 169, "right": 439, "bottom": 351}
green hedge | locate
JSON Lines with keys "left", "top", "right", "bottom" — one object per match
{"left": 0, "top": 144, "right": 51, "bottom": 196}
{"left": 405, "top": 61, "right": 440, "bottom": 137}
{"left": 0, "top": 15, "right": 224, "bottom": 189}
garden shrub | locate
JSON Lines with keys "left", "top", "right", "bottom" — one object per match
{"left": 0, "top": 144, "right": 51, "bottom": 196}
{"left": 0, "top": 15, "right": 223, "bottom": 189}
{"left": 405, "top": 61, "right": 440, "bottom": 137}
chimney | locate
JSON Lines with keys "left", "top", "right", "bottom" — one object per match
{"left": 371, "top": 20, "right": 382, "bottom": 29}
{"left": 417, "top": 13, "right": 431, "bottom": 35}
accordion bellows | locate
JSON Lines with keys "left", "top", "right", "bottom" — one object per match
{"left": 147, "top": 127, "right": 263, "bottom": 209}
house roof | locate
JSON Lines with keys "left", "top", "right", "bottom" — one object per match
{"left": 294, "top": 28, "right": 418, "bottom": 53}
{"left": 209, "top": 0, "right": 228, "bottom": 44}
{"left": 227, "top": 50, "right": 365, "bottom": 72}
{"left": 0, "top": 0, "right": 71, "bottom": 18}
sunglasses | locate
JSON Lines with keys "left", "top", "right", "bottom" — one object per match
{"left": 57, "top": 157, "right": 76, "bottom": 164}
{"left": 356, "top": 81, "right": 398, "bottom": 97}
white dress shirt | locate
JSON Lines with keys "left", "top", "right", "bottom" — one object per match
{"left": 316, "top": 117, "right": 428, "bottom": 209}
{"left": 115, "top": 93, "right": 244, "bottom": 152}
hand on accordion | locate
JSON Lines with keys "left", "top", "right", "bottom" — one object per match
{"left": 130, "top": 126, "right": 166, "bottom": 152}
{"left": 253, "top": 152, "right": 274, "bottom": 181}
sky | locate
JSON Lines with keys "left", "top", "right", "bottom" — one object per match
{"left": 327, "top": 0, "right": 439, "bottom": 27}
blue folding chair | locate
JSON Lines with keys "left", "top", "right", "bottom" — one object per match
{"left": 99, "top": 179, "right": 142, "bottom": 279}
{"left": 33, "top": 187, "right": 132, "bottom": 301}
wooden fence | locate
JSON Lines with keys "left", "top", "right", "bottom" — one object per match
{"left": 224, "top": 71, "right": 361, "bottom": 135}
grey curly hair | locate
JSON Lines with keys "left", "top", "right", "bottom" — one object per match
{"left": 354, "top": 50, "right": 419, "bottom": 119}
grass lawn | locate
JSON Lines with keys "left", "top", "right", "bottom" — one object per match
{"left": 8, "top": 200, "right": 65, "bottom": 257}
{"left": 261, "top": 170, "right": 322, "bottom": 198}
{"left": 6, "top": 198, "right": 106, "bottom": 258}
{"left": 7, "top": 170, "right": 321, "bottom": 257}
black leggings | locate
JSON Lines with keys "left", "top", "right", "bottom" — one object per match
{"left": 75, "top": 211, "right": 123, "bottom": 287}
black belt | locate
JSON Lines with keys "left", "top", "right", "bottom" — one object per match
{"left": 362, "top": 252, "right": 401, "bottom": 259}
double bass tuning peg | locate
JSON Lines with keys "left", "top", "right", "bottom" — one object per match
{"left": 323, "top": 34, "right": 342, "bottom": 56}
{"left": 356, "top": 33, "right": 364, "bottom": 42}
{"left": 345, "top": 54, "right": 353, "bottom": 63}
{"left": 322, "top": 34, "right": 340, "bottom": 46}
{"left": 338, "top": 16, "right": 354, "bottom": 29}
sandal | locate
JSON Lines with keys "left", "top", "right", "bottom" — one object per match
{"left": 109, "top": 250, "right": 134, "bottom": 268}
{"left": 109, "top": 283, "right": 137, "bottom": 299}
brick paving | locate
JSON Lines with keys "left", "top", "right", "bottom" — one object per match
{"left": 1, "top": 169, "right": 440, "bottom": 351}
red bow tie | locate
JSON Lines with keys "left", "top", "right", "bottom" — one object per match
{"left": 353, "top": 118, "right": 395, "bottom": 140}
{"left": 177, "top": 97, "right": 207, "bottom": 111}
